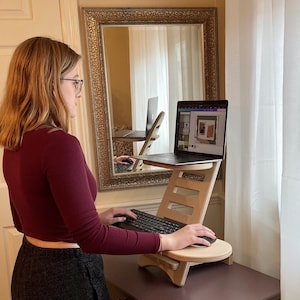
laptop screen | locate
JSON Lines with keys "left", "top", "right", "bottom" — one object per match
{"left": 174, "top": 100, "right": 228, "bottom": 157}
{"left": 146, "top": 96, "right": 158, "bottom": 133}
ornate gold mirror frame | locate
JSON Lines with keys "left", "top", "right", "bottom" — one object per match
{"left": 81, "top": 7, "right": 219, "bottom": 191}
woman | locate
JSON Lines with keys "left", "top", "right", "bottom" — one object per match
{"left": 0, "top": 37, "right": 216, "bottom": 299}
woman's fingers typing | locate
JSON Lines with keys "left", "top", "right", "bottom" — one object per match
{"left": 99, "top": 207, "right": 137, "bottom": 225}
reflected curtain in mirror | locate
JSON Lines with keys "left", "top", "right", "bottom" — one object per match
{"left": 127, "top": 25, "right": 204, "bottom": 154}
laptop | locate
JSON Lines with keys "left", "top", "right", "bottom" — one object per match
{"left": 113, "top": 96, "right": 158, "bottom": 140}
{"left": 135, "top": 100, "right": 228, "bottom": 166}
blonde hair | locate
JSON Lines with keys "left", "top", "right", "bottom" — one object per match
{"left": 0, "top": 36, "right": 81, "bottom": 150}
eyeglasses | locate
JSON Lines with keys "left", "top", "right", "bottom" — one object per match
{"left": 60, "top": 78, "right": 84, "bottom": 93}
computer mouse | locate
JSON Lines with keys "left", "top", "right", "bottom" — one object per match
{"left": 194, "top": 236, "right": 217, "bottom": 246}
{"left": 122, "top": 158, "right": 133, "bottom": 164}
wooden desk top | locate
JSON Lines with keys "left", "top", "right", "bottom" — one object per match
{"left": 103, "top": 254, "right": 280, "bottom": 300}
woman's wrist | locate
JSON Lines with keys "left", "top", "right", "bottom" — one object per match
{"left": 158, "top": 234, "right": 163, "bottom": 251}
{"left": 158, "top": 234, "right": 169, "bottom": 252}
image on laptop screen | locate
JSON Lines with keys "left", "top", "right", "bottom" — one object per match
{"left": 174, "top": 100, "right": 227, "bottom": 157}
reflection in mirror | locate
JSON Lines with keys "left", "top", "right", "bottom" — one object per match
{"left": 82, "top": 7, "right": 219, "bottom": 190}
{"left": 104, "top": 25, "right": 205, "bottom": 170}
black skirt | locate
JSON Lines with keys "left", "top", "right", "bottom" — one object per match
{"left": 11, "top": 237, "right": 110, "bottom": 300}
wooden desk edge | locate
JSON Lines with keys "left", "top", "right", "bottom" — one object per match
{"left": 165, "top": 239, "right": 233, "bottom": 262}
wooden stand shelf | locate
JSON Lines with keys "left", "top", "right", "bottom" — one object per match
{"left": 138, "top": 160, "right": 233, "bottom": 286}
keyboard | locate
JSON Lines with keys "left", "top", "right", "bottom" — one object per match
{"left": 114, "top": 209, "right": 185, "bottom": 234}
{"left": 114, "top": 209, "right": 217, "bottom": 246}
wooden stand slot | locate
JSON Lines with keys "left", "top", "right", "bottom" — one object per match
{"left": 156, "top": 161, "right": 220, "bottom": 224}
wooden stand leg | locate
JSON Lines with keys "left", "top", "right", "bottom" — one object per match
{"left": 223, "top": 253, "right": 233, "bottom": 265}
{"left": 138, "top": 254, "right": 192, "bottom": 287}
{"left": 138, "top": 240, "right": 233, "bottom": 287}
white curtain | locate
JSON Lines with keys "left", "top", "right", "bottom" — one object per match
{"left": 281, "top": 1, "right": 300, "bottom": 298}
{"left": 226, "top": 0, "right": 300, "bottom": 298}
{"left": 225, "top": 0, "right": 282, "bottom": 277}
{"left": 129, "top": 25, "right": 203, "bottom": 154}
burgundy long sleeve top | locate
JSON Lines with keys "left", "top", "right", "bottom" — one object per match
{"left": 3, "top": 128, "right": 160, "bottom": 254}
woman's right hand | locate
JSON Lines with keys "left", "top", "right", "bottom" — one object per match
{"left": 159, "top": 224, "right": 216, "bottom": 251}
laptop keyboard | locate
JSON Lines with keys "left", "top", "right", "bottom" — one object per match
{"left": 115, "top": 209, "right": 184, "bottom": 234}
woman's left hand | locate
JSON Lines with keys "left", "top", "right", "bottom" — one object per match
{"left": 98, "top": 207, "right": 137, "bottom": 225}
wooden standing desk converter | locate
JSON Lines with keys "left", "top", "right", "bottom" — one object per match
{"left": 103, "top": 254, "right": 280, "bottom": 300}
{"left": 134, "top": 161, "right": 233, "bottom": 286}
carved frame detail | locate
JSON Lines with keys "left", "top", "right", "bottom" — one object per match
{"left": 81, "top": 7, "right": 219, "bottom": 191}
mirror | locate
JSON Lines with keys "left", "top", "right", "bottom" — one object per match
{"left": 81, "top": 7, "right": 219, "bottom": 191}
